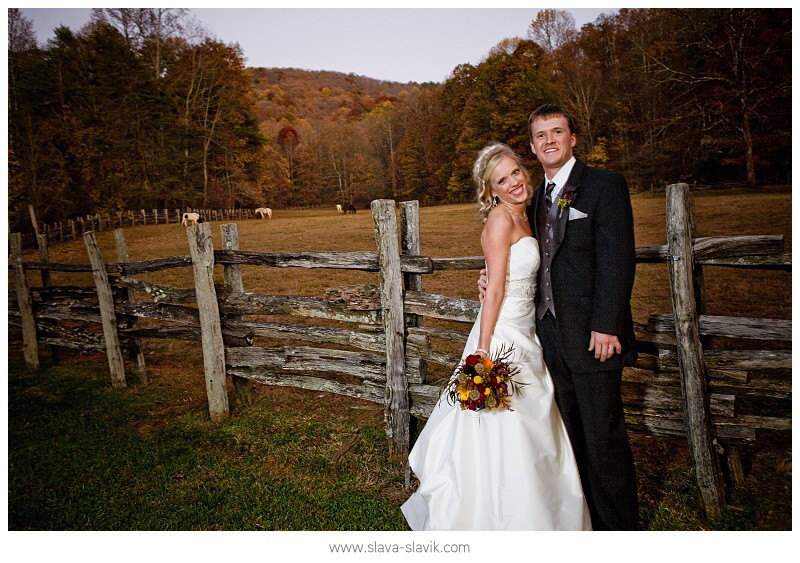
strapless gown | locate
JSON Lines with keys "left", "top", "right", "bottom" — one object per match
{"left": 401, "top": 237, "right": 591, "bottom": 530}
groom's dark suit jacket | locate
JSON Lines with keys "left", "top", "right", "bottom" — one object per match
{"left": 528, "top": 158, "right": 637, "bottom": 374}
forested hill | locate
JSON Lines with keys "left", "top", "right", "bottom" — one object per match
{"left": 249, "top": 67, "right": 417, "bottom": 128}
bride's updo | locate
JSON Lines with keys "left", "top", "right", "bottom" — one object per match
{"left": 473, "top": 143, "right": 532, "bottom": 222}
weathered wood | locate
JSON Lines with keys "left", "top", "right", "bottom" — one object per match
{"left": 222, "top": 292, "right": 380, "bottom": 324}
{"left": 658, "top": 349, "right": 791, "bottom": 371}
{"left": 119, "top": 325, "right": 253, "bottom": 347}
{"left": 731, "top": 414, "right": 791, "bottom": 432}
{"left": 407, "top": 325, "right": 470, "bottom": 343}
{"left": 226, "top": 345, "right": 386, "bottom": 382}
{"left": 116, "top": 301, "right": 199, "bottom": 324}
{"left": 323, "top": 284, "right": 381, "bottom": 310}
{"left": 115, "top": 229, "right": 147, "bottom": 384}
{"left": 401, "top": 200, "right": 426, "bottom": 397}
{"left": 34, "top": 302, "right": 102, "bottom": 324}
{"left": 404, "top": 291, "right": 479, "bottom": 323}
{"left": 698, "top": 254, "right": 791, "bottom": 270}
{"left": 621, "top": 381, "right": 735, "bottom": 418}
{"left": 636, "top": 235, "right": 783, "bottom": 263}
{"left": 221, "top": 223, "right": 251, "bottom": 406}
{"left": 228, "top": 367, "right": 385, "bottom": 404}
{"left": 36, "top": 233, "right": 58, "bottom": 363}
{"left": 622, "top": 413, "right": 756, "bottom": 445}
{"left": 84, "top": 231, "right": 127, "bottom": 388}
{"left": 648, "top": 314, "right": 791, "bottom": 341}
{"left": 214, "top": 249, "right": 433, "bottom": 273}
{"left": 225, "top": 320, "right": 386, "bottom": 352}
{"left": 30, "top": 286, "right": 99, "bottom": 301}
{"left": 431, "top": 256, "right": 486, "bottom": 271}
{"left": 116, "top": 276, "right": 197, "bottom": 304}
{"left": 666, "top": 182, "right": 725, "bottom": 518}
{"left": 186, "top": 222, "right": 229, "bottom": 421}
{"left": 114, "top": 255, "right": 193, "bottom": 275}
{"left": 28, "top": 204, "right": 41, "bottom": 244}
{"left": 692, "top": 235, "right": 783, "bottom": 259}
{"left": 10, "top": 233, "right": 40, "bottom": 370}
{"left": 372, "top": 199, "right": 410, "bottom": 457}
{"left": 725, "top": 447, "right": 746, "bottom": 489}
{"left": 37, "top": 322, "right": 105, "bottom": 350}
{"left": 14, "top": 262, "right": 93, "bottom": 273}
{"left": 37, "top": 234, "right": 52, "bottom": 287}
{"left": 709, "top": 376, "right": 792, "bottom": 401}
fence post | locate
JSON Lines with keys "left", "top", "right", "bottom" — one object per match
{"left": 186, "top": 222, "right": 230, "bottom": 421}
{"left": 665, "top": 183, "right": 725, "bottom": 519}
{"left": 400, "top": 200, "right": 425, "bottom": 488}
{"left": 37, "top": 233, "right": 59, "bottom": 363}
{"left": 37, "top": 233, "right": 52, "bottom": 287}
{"left": 221, "top": 223, "right": 251, "bottom": 405}
{"left": 371, "top": 199, "right": 410, "bottom": 458}
{"left": 28, "top": 204, "right": 41, "bottom": 246}
{"left": 164, "top": 209, "right": 169, "bottom": 224}
{"left": 114, "top": 228, "right": 148, "bottom": 384}
{"left": 83, "top": 231, "right": 127, "bottom": 388}
{"left": 141, "top": 209, "right": 147, "bottom": 225}
{"left": 11, "top": 233, "right": 40, "bottom": 370}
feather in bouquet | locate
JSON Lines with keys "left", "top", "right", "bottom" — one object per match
{"left": 444, "top": 344, "right": 523, "bottom": 411}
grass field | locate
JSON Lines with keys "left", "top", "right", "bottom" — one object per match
{"left": 8, "top": 186, "right": 792, "bottom": 530}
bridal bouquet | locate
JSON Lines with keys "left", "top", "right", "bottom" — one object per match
{"left": 444, "top": 344, "right": 522, "bottom": 412}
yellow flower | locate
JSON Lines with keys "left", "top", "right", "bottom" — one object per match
{"left": 473, "top": 375, "right": 483, "bottom": 384}
{"left": 497, "top": 376, "right": 503, "bottom": 383}
{"left": 459, "top": 390, "right": 470, "bottom": 401}
{"left": 484, "top": 388, "right": 491, "bottom": 395}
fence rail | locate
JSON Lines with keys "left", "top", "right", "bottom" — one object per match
{"left": 7, "top": 186, "right": 791, "bottom": 521}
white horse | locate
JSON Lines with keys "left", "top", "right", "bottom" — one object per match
{"left": 256, "top": 207, "right": 273, "bottom": 219}
{"left": 181, "top": 212, "right": 202, "bottom": 226}
{"left": 336, "top": 204, "right": 343, "bottom": 214}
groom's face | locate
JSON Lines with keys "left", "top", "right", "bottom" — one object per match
{"left": 529, "top": 115, "right": 577, "bottom": 178}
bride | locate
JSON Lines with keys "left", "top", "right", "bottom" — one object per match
{"left": 401, "top": 143, "right": 591, "bottom": 531}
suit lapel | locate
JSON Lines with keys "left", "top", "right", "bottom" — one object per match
{"left": 529, "top": 179, "right": 545, "bottom": 234}
{"left": 552, "top": 159, "right": 585, "bottom": 256}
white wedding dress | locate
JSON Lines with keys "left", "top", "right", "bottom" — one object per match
{"left": 401, "top": 237, "right": 591, "bottom": 531}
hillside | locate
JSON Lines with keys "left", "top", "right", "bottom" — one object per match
{"left": 248, "top": 67, "right": 420, "bottom": 124}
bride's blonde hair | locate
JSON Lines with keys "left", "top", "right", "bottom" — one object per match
{"left": 473, "top": 143, "right": 532, "bottom": 222}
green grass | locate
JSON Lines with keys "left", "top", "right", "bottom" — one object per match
{"left": 8, "top": 352, "right": 790, "bottom": 530}
{"left": 8, "top": 353, "right": 408, "bottom": 531}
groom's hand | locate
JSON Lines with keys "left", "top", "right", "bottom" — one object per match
{"left": 477, "top": 269, "right": 488, "bottom": 304}
{"left": 589, "top": 331, "right": 622, "bottom": 362}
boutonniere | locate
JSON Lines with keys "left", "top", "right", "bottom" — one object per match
{"left": 557, "top": 186, "right": 577, "bottom": 218}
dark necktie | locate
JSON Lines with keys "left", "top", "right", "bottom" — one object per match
{"left": 544, "top": 181, "right": 556, "bottom": 211}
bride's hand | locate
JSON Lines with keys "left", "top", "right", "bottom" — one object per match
{"left": 477, "top": 269, "right": 488, "bottom": 304}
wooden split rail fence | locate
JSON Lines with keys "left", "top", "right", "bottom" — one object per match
{"left": 16, "top": 205, "right": 262, "bottom": 250}
{"left": 8, "top": 185, "right": 791, "bottom": 521}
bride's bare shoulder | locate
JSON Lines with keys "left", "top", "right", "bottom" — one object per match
{"left": 481, "top": 207, "right": 514, "bottom": 245}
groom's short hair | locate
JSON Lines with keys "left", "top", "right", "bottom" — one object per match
{"left": 528, "top": 104, "right": 578, "bottom": 143}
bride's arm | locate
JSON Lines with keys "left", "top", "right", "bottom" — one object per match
{"left": 476, "top": 210, "right": 513, "bottom": 356}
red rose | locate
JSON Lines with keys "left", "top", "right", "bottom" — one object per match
{"left": 465, "top": 354, "right": 481, "bottom": 367}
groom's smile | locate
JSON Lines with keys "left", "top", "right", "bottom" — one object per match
{"left": 530, "top": 114, "right": 577, "bottom": 179}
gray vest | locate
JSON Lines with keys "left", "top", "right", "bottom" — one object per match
{"left": 536, "top": 187, "right": 558, "bottom": 320}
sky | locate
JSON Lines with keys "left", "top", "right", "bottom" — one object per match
{"left": 18, "top": 5, "right": 617, "bottom": 83}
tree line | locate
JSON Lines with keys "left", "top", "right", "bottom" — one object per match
{"left": 8, "top": 8, "right": 790, "bottom": 229}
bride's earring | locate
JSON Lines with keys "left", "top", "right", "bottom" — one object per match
{"left": 492, "top": 195, "right": 499, "bottom": 207}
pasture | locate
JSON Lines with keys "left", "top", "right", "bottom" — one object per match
{"left": 8, "top": 186, "right": 792, "bottom": 530}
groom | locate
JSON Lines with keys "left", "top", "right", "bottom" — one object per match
{"left": 479, "top": 104, "right": 639, "bottom": 530}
